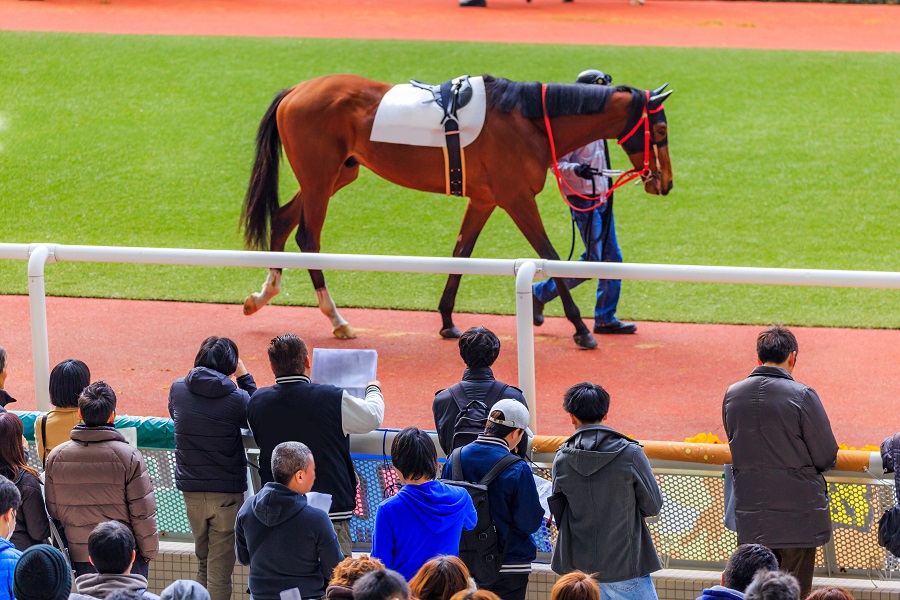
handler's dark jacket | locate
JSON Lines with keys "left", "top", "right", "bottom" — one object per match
{"left": 168, "top": 366, "right": 256, "bottom": 494}
{"left": 723, "top": 366, "right": 838, "bottom": 548}
{"left": 881, "top": 432, "right": 900, "bottom": 474}
{"left": 550, "top": 424, "right": 662, "bottom": 581}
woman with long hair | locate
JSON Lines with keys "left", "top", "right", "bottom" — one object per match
{"left": 35, "top": 358, "right": 91, "bottom": 464}
{"left": 0, "top": 412, "right": 50, "bottom": 549}
{"left": 410, "top": 556, "right": 472, "bottom": 600}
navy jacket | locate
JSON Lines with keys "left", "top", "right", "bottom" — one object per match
{"left": 168, "top": 367, "right": 256, "bottom": 494}
{"left": 441, "top": 436, "right": 544, "bottom": 573}
{"left": 236, "top": 483, "right": 343, "bottom": 600}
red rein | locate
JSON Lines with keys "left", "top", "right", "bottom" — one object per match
{"left": 541, "top": 85, "right": 653, "bottom": 213}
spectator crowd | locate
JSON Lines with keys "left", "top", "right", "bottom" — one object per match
{"left": 0, "top": 325, "right": 893, "bottom": 600}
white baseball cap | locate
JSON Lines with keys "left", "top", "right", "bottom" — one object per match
{"left": 488, "top": 399, "right": 533, "bottom": 437}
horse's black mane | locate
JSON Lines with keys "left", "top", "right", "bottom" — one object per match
{"left": 483, "top": 75, "right": 635, "bottom": 119}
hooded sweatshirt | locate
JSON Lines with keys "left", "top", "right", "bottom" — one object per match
{"left": 70, "top": 572, "right": 160, "bottom": 600}
{"left": 236, "top": 483, "right": 343, "bottom": 600}
{"left": 551, "top": 424, "right": 663, "bottom": 582}
{"left": 698, "top": 586, "right": 745, "bottom": 600}
{"left": 371, "top": 479, "right": 476, "bottom": 580}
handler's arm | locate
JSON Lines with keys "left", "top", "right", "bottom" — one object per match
{"left": 342, "top": 383, "right": 385, "bottom": 435}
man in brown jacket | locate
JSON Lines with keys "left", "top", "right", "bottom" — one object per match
{"left": 45, "top": 381, "right": 158, "bottom": 578}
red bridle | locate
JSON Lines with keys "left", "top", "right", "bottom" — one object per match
{"left": 541, "top": 85, "right": 658, "bottom": 213}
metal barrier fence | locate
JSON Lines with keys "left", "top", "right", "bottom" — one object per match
{"left": 2, "top": 242, "right": 899, "bottom": 434}
{"left": 15, "top": 414, "right": 899, "bottom": 580}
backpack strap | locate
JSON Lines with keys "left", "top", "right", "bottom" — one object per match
{"left": 39, "top": 415, "right": 48, "bottom": 463}
{"left": 447, "top": 383, "right": 471, "bottom": 413}
{"left": 451, "top": 447, "right": 465, "bottom": 482}
{"left": 482, "top": 380, "right": 510, "bottom": 410}
{"left": 478, "top": 453, "right": 522, "bottom": 486}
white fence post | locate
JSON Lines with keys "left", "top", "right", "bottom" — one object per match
{"left": 27, "top": 245, "right": 54, "bottom": 412}
{"left": 515, "top": 260, "right": 539, "bottom": 434}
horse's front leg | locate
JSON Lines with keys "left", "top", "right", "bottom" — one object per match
{"left": 438, "top": 200, "right": 496, "bottom": 339}
{"left": 243, "top": 194, "right": 301, "bottom": 315}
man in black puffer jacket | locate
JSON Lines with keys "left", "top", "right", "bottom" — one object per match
{"left": 169, "top": 336, "right": 256, "bottom": 600}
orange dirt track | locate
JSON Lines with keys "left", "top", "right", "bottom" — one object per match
{"left": 1, "top": 0, "right": 897, "bottom": 446}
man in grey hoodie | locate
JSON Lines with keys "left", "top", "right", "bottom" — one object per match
{"left": 236, "top": 441, "right": 343, "bottom": 600}
{"left": 70, "top": 521, "right": 160, "bottom": 600}
{"left": 550, "top": 382, "right": 663, "bottom": 600}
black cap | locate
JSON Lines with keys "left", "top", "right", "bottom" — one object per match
{"left": 576, "top": 69, "right": 613, "bottom": 85}
{"left": 13, "top": 545, "right": 72, "bottom": 600}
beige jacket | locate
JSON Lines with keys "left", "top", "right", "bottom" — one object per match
{"left": 35, "top": 407, "right": 82, "bottom": 464}
{"left": 44, "top": 426, "right": 158, "bottom": 563}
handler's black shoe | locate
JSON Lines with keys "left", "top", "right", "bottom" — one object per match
{"left": 594, "top": 320, "right": 637, "bottom": 334}
{"left": 533, "top": 294, "right": 545, "bottom": 326}
{"left": 460, "top": 0, "right": 487, "bottom": 6}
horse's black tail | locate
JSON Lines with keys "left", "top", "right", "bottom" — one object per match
{"left": 241, "top": 88, "right": 292, "bottom": 251}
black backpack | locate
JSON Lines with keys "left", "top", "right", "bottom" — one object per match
{"left": 441, "top": 446, "right": 522, "bottom": 586}
{"left": 447, "top": 380, "right": 510, "bottom": 451}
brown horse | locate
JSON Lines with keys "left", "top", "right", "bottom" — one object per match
{"left": 240, "top": 74, "right": 673, "bottom": 350}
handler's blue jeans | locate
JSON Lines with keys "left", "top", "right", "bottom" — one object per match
{"left": 532, "top": 198, "right": 623, "bottom": 327}
{"left": 597, "top": 575, "right": 659, "bottom": 600}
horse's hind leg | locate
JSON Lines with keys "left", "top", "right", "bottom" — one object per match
{"left": 296, "top": 161, "right": 360, "bottom": 340}
{"left": 243, "top": 193, "right": 303, "bottom": 315}
{"left": 438, "top": 199, "right": 496, "bottom": 338}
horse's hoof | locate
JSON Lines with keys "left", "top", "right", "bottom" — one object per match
{"left": 573, "top": 332, "right": 598, "bottom": 350}
{"left": 243, "top": 295, "right": 260, "bottom": 316}
{"left": 440, "top": 326, "right": 462, "bottom": 339}
{"left": 333, "top": 324, "right": 356, "bottom": 340}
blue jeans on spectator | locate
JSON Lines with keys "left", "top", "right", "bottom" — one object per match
{"left": 597, "top": 575, "right": 658, "bottom": 600}
{"left": 532, "top": 198, "right": 623, "bottom": 327}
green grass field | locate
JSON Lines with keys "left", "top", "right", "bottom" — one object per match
{"left": 1, "top": 32, "right": 897, "bottom": 328}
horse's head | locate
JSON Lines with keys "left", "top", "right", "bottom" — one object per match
{"left": 619, "top": 85, "right": 673, "bottom": 196}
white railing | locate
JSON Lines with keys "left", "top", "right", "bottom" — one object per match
{"left": 2, "top": 242, "right": 899, "bottom": 431}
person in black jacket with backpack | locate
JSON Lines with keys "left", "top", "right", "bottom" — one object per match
{"left": 432, "top": 327, "right": 528, "bottom": 456}
{"left": 168, "top": 336, "right": 256, "bottom": 600}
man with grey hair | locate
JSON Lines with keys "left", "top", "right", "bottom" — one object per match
{"left": 743, "top": 570, "right": 800, "bottom": 600}
{"left": 236, "top": 442, "right": 343, "bottom": 600}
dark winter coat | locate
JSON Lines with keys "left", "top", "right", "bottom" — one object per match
{"left": 0, "top": 466, "right": 51, "bottom": 550}
{"left": 432, "top": 367, "right": 528, "bottom": 457}
{"left": 881, "top": 432, "right": 899, "bottom": 474}
{"left": 235, "top": 483, "right": 343, "bottom": 600}
{"left": 168, "top": 367, "right": 256, "bottom": 494}
{"left": 723, "top": 366, "right": 838, "bottom": 548}
{"left": 550, "top": 424, "right": 662, "bottom": 581}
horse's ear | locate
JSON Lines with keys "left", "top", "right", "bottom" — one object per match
{"left": 649, "top": 89, "right": 673, "bottom": 109}
{"left": 651, "top": 83, "right": 669, "bottom": 96}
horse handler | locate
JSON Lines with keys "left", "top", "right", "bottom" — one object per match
{"left": 532, "top": 68, "right": 637, "bottom": 335}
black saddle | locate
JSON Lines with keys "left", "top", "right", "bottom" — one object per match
{"left": 409, "top": 75, "right": 473, "bottom": 124}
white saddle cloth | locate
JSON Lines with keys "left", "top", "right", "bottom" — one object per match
{"left": 370, "top": 76, "right": 486, "bottom": 148}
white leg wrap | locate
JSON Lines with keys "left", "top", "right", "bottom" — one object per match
{"left": 317, "top": 288, "right": 356, "bottom": 339}
{"left": 244, "top": 269, "right": 282, "bottom": 315}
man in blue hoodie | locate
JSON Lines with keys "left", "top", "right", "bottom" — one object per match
{"left": 697, "top": 545, "right": 779, "bottom": 600}
{"left": 236, "top": 442, "right": 343, "bottom": 600}
{"left": 372, "top": 427, "right": 476, "bottom": 580}
{"left": 441, "top": 399, "right": 544, "bottom": 600}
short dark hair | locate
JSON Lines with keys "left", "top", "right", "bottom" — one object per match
{"left": 0, "top": 475, "right": 21, "bottom": 514}
{"left": 391, "top": 427, "right": 437, "bottom": 482}
{"left": 562, "top": 382, "right": 610, "bottom": 423}
{"left": 49, "top": 359, "right": 91, "bottom": 409}
{"left": 78, "top": 381, "right": 117, "bottom": 427}
{"left": 744, "top": 570, "right": 800, "bottom": 600}
{"left": 723, "top": 544, "right": 779, "bottom": 592}
{"left": 483, "top": 409, "right": 516, "bottom": 439}
{"left": 0, "top": 347, "right": 6, "bottom": 374}
{"left": 757, "top": 325, "right": 798, "bottom": 365}
{"left": 194, "top": 336, "right": 239, "bottom": 376}
{"left": 88, "top": 521, "right": 136, "bottom": 574}
{"left": 268, "top": 334, "right": 308, "bottom": 377}
{"left": 458, "top": 327, "right": 500, "bottom": 369}
{"left": 353, "top": 569, "right": 410, "bottom": 600}
{"left": 272, "top": 441, "right": 313, "bottom": 485}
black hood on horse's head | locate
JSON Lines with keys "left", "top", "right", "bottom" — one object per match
{"left": 484, "top": 75, "right": 627, "bottom": 119}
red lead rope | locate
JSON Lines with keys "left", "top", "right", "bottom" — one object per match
{"left": 542, "top": 85, "right": 652, "bottom": 213}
